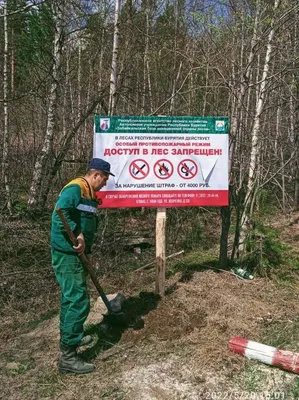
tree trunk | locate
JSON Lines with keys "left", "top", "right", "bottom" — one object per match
{"left": 219, "top": 205, "right": 231, "bottom": 269}
{"left": 238, "top": 0, "right": 280, "bottom": 253}
{"left": 2, "top": 2, "right": 12, "bottom": 214}
{"left": 96, "top": 27, "right": 105, "bottom": 114}
{"left": 224, "top": 9, "right": 257, "bottom": 262}
{"left": 142, "top": 10, "right": 153, "bottom": 114}
{"left": 291, "top": 19, "right": 299, "bottom": 210}
{"left": 109, "top": 0, "right": 121, "bottom": 116}
{"left": 169, "top": 61, "right": 182, "bottom": 115}
{"left": 11, "top": 28, "right": 14, "bottom": 95}
{"left": 39, "top": 93, "right": 108, "bottom": 207}
{"left": 27, "top": 0, "right": 64, "bottom": 211}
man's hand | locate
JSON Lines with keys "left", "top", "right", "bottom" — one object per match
{"left": 73, "top": 233, "right": 85, "bottom": 255}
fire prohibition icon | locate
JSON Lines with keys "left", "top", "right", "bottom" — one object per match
{"left": 153, "top": 159, "right": 174, "bottom": 180}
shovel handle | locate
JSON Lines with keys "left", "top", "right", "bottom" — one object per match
{"left": 55, "top": 208, "right": 113, "bottom": 314}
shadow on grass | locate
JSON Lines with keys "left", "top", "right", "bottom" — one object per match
{"left": 171, "top": 258, "right": 228, "bottom": 283}
{"left": 81, "top": 291, "right": 160, "bottom": 361}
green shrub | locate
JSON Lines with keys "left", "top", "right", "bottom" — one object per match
{"left": 235, "top": 224, "right": 286, "bottom": 277}
{"left": 183, "top": 221, "right": 204, "bottom": 251}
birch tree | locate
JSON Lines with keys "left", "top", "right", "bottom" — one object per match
{"left": 109, "top": 0, "right": 121, "bottom": 115}
{"left": 27, "top": 0, "right": 65, "bottom": 211}
{"left": 2, "top": 1, "right": 12, "bottom": 214}
{"left": 238, "top": 0, "right": 281, "bottom": 253}
{"left": 226, "top": 1, "right": 261, "bottom": 260}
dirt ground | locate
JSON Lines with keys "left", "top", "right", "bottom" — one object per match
{"left": 1, "top": 213, "right": 299, "bottom": 399}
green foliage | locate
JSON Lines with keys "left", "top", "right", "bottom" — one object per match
{"left": 183, "top": 221, "right": 204, "bottom": 251}
{"left": 256, "top": 189, "right": 278, "bottom": 217}
{"left": 235, "top": 224, "right": 286, "bottom": 277}
{"left": 11, "top": 3, "right": 55, "bottom": 93}
{"left": 12, "top": 200, "right": 27, "bottom": 213}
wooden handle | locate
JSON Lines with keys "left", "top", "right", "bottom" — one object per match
{"left": 55, "top": 208, "right": 113, "bottom": 313}
{"left": 56, "top": 208, "right": 78, "bottom": 246}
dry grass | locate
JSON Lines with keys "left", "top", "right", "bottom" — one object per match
{"left": 2, "top": 264, "right": 299, "bottom": 399}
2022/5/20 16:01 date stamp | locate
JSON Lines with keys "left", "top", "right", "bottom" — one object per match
{"left": 201, "top": 392, "right": 285, "bottom": 399}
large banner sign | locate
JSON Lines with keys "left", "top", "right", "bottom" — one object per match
{"left": 93, "top": 116, "right": 229, "bottom": 208}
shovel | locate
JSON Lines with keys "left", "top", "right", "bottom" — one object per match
{"left": 56, "top": 208, "right": 126, "bottom": 325}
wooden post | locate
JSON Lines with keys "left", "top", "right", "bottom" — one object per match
{"left": 155, "top": 207, "right": 166, "bottom": 295}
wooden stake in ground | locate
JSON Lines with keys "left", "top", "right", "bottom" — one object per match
{"left": 155, "top": 207, "right": 166, "bottom": 296}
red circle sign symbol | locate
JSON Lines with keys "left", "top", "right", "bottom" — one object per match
{"left": 178, "top": 159, "right": 198, "bottom": 180}
{"left": 154, "top": 159, "right": 174, "bottom": 180}
{"left": 129, "top": 159, "right": 149, "bottom": 180}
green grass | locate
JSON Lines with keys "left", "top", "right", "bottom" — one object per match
{"left": 4, "top": 358, "right": 36, "bottom": 376}
{"left": 256, "top": 316, "right": 299, "bottom": 398}
{"left": 170, "top": 250, "right": 219, "bottom": 282}
{"left": 260, "top": 317, "right": 299, "bottom": 351}
{"left": 99, "top": 387, "right": 127, "bottom": 399}
{"left": 243, "top": 362, "right": 268, "bottom": 392}
{"left": 284, "top": 378, "right": 299, "bottom": 399}
{"left": 26, "top": 309, "right": 58, "bottom": 329}
{"left": 36, "top": 370, "right": 63, "bottom": 398}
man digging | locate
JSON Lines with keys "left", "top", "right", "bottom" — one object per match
{"left": 51, "top": 158, "right": 114, "bottom": 374}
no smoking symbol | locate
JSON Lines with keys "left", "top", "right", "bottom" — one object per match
{"left": 154, "top": 159, "right": 174, "bottom": 180}
{"left": 129, "top": 159, "right": 149, "bottom": 180}
{"left": 178, "top": 159, "right": 198, "bottom": 180}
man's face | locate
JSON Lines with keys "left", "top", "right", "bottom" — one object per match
{"left": 93, "top": 171, "right": 109, "bottom": 191}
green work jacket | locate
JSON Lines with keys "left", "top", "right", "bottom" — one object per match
{"left": 51, "top": 177, "right": 99, "bottom": 254}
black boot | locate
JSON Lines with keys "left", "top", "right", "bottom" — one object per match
{"left": 59, "top": 343, "right": 95, "bottom": 374}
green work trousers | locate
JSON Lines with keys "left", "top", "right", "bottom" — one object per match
{"left": 51, "top": 249, "right": 90, "bottom": 347}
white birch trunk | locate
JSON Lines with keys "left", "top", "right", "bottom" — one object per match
{"left": 291, "top": 21, "right": 299, "bottom": 210}
{"left": 239, "top": 0, "right": 280, "bottom": 252}
{"left": 2, "top": 2, "right": 12, "bottom": 214}
{"left": 28, "top": 1, "right": 64, "bottom": 210}
{"left": 109, "top": 0, "right": 121, "bottom": 116}
{"left": 99, "top": 28, "right": 105, "bottom": 92}
{"left": 96, "top": 28, "right": 105, "bottom": 115}
{"left": 11, "top": 28, "right": 14, "bottom": 94}
{"left": 142, "top": 11, "right": 152, "bottom": 114}
{"left": 169, "top": 61, "right": 182, "bottom": 115}
{"left": 202, "top": 64, "right": 209, "bottom": 116}
{"left": 62, "top": 52, "right": 70, "bottom": 140}
{"left": 230, "top": 3, "right": 260, "bottom": 259}
{"left": 83, "top": 61, "right": 93, "bottom": 144}
{"left": 169, "top": 1, "right": 178, "bottom": 115}
{"left": 231, "top": 8, "right": 258, "bottom": 190}
{"left": 188, "top": 68, "right": 193, "bottom": 115}
{"left": 74, "top": 37, "right": 82, "bottom": 161}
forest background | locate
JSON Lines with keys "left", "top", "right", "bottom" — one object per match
{"left": 1, "top": 0, "right": 299, "bottom": 268}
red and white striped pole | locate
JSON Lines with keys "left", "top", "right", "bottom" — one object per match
{"left": 229, "top": 336, "right": 299, "bottom": 374}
